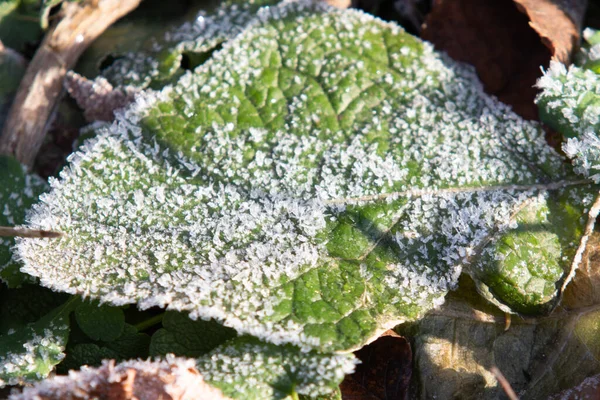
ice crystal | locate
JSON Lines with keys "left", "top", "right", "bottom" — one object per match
{"left": 17, "top": 1, "right": 594, "bottom": 351}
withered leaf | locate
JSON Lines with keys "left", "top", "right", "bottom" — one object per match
{"left": 421, "top": 0, "right": 586, "bottom": 120}
{"left": 401, "top": 233, "right": 600, "bottom": 399}
{"left": 340, "top": 331, "right": 412, "bottom": 400}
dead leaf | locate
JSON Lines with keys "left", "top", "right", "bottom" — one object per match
{"left": 399, "top": 232, "right": 600, "bottom": 400}
{"left": 548, "top": 373, "right": 600, "bottom": 399}
{"left": 513, "top": 0, "right": 587, "bottom": 64}
{"left": 421, "top": 0, "right": 580, "bottom": 120}
{"left": 340, "top": 330, "right": 412, "bottom": 400}
{"left": 11, "top": 356, "right": 229, "bottom": 400}
{"left": 64, "top": 71, "right": 136, "bottom": 123}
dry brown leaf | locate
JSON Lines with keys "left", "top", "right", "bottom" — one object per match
{"left": 10, "top": 356, "right": 229, "bottom": 400}
{"left": 562, "top": 233, "right": 600, "bottom": 309}
{"left": 340, "top": 330, "right": 412, "bottom": 400}
{"left": 421, "top": 0, "right": 586, "bottom": 121}
{"left": 548, "top": 373, "right": 600, "bottom": 399}
{"left": 64, "top": 72, "right": 136, "bottom": 123}
{"left": 513, "top": 0, "right": 587, "bottom": 63}
{"left": 403, "top": 231, "right": 600, "bottom": 399}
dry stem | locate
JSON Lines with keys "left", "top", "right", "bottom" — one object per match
{"left": 0, "top": 0, "right": 141, "bottom": 167}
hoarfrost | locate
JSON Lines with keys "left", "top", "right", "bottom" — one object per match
{"left": 17, "top": 1, "right": 588, "bottom": 351}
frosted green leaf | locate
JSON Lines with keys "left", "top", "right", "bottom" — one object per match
{"left": 99, "top": 0, "right": 279, "bottom": 89}
{"left": 577, "top": 28, "right": 600, "bottom": 73}
{"left": 149, "top": 310, "right": 236, "bottom": 357}
{"left": 0, "top": 156, "right": 47, "bottom": 287}
{"left": 59, "top": 323, "right": 150, "bottom": 372}
{"left": 59, "top": 343, "right": 119, "bottom": 372}
{"left": 197, "top": 337, "right": 355, "bottom": 399}
{"left": 0, "top": 297, "right": 78, "bottom": 387}
{"left": 17, "top": 1, "right": 597, "bottom": 352}
{"left": 74, "top": 300, "right": 125, "bottom": 342}
{"left": 536, "top": 30, "right": 600, "bottom": 182}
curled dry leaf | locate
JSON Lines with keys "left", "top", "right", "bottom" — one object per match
{"left": 64, "top": 72, "right": 136, "bottom": 123}
{"left": 11, "top": 356, "right": 229, "bottom": 400}
{"left": 340, "top": 330, "right": 412, "bottom": 400}
{"left": 403, "top": 233, "right": 600, "bottom": 399}
{"left": 513, "top": 0, "right": 587, "bottom": 64}
{"left": 421, "top": 0, "right": 586, "bottom": 120}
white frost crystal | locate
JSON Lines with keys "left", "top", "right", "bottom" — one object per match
{"left": 17, "top": 1, "right": 583, "bottom": 351}
{"left": 536, "top": 59, "right": 600, "bottom": 182}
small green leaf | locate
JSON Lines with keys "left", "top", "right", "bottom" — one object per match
{"left": 59, "top": 343, "right": 119, "bottom": 372}
{"left": 103, "top": 323, "right": 150, "bottom": 359}
{"left": 74, "top": 300, "right": 125, "bottom": 342}
{"left": 149, "top": 311, "right": 236, "bottom": 357}
{"left": 0, "top": 283, "right": 69, "bottom": 334}
{"left": 0, "top": 296, "right": 78, "bottom": 387}
{"left": 536, "top": 30, "right": 600, "bottom": 183}
{"left": 59, "top": 323, "right": 150, "bottom": 373}
{"left": 577, "top": 28, "right": 600, "bottom": 73}
{"left": 197, "top": 337, "right": 355, "bottom": 400}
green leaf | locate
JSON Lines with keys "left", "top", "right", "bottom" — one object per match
{"left": 103, "top": 323, "right": 150, "bottom": 359}
{"left": 0, "top": 155, "right": 47, "bottom": 287}
{"left": 0, "top": 0, "right": 42, "bottom": 52}
{"left": 0, "top": 283, "right": 69, "bottom": 333}
{"left": 95, "top": 0, "right": 280, "bottom": 89}
{"left": 577, "top": 28, "right": 600, "bottom": 74}
{"left": 59, "top": 323, "right": 150, "bottom": 372}
{"left": 59, "top": 343, "right": 119, "bottom": 372}
{"left": 197, "top": 337, "right": 355, "bottom": 399}
{"left": 74, "top": 300, "right": 125, "bottom": 341}
{"left": 0, "top": 46, "right": 26, "bottom": 130}
{"left": 0, "top": 296, "right": 78, "bottom": 387}
{"left": 536, "top": 30, "right": 600, "bottom": 183}
{"left": 17, "top": 1, "right": 596, "bottom": 353}
{"left": 149, "top": 310, "right": 236, "bottom": 357}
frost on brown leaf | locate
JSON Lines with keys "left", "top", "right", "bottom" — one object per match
{"left": 10, "top": 356, "right": 229, "bottom": 400}
{"left": 64, "top": 72, "right": 136, "bottom": 123}
{"left": 421, "top": 0, "right": 586, "bottom": 120}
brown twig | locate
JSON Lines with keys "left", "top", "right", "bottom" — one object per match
{"left": 0, "top": 226, "right": 63, "bottom": 238}
{"left": 0, "top": 0, "right": 141, "bottom": 168}
{"left": 491, "top": 366, "right": 519, "bottom": 400}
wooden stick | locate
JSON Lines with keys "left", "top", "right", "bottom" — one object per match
{"left": 0, "top": 0, "right": 141, "bottom": 167}
{"left": 0, "top": 226, "right": 63, "bottom": 238}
